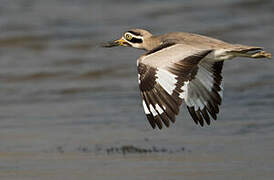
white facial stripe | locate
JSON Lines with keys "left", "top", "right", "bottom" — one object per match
{"left": 142, "top": 100, "right": 150, "bottom": 114}
{"left": 122, "top": 35, "right": 143, "bottom": 49}
{"left": 149, "top": 104, "right": 158, "bottom": 117}
{"left": 155, "top": 68, "right": 177, "bottom": 95}
{"left": 124, "top": 33, "right": 143, "bottom": 40}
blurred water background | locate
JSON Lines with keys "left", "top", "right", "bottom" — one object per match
{"left": 0, "top": 0, "right": 274, "bottom": 179}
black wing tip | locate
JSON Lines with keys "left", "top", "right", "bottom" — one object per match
{"left": 201, "top": 108, "right": 211, "bottom": 125}
{"left": 147, "top": 115, "right": 177, "bottom": 130}
{"left": 154, "top": 116, "right": 163, "bottom": 129}
{"left": 146, "top": 114, "right": 156, "bottom": 129}
{"left": 187, "top": 106, "right": 220, "bottom": 127}
{"left": 141, "top": 85, "right": 180, "bottom": 130}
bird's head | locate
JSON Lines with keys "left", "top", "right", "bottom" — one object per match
{"left": 102, "top": 29, "right": 153, "bottom": 50}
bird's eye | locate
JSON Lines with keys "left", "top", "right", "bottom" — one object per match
{"left": 125, "top": 34, "right": 133, "bottom": 40}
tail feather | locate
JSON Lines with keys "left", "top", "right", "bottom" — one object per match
{"left": 230, "top": 45, "right": 272, "bottom": 59}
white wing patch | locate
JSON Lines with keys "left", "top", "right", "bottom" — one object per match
{"left": 142, "top": 100, "right": 150, "bottom": 114}
{"left": 195, "top": 97, "right": 205, "bottom": 111}
{"left": 149, "top": 104, "right": 158, "bottom": 116}
{"left": 155, "top": 104, "right": 164, "bottom": 114}
{"left": 155, "top": 68, "right": 177, "bottom": 95}
{"left": 185, "top": 80, "right": 206, "bottom": 111}
{"left": 219, "top": 81, "right": 224, "bottom": 98}
{"left": 184, "top": 61, "right": 224, "bottom": 126}
{"left": 179, "top": 81, "right": 189, "bottom": 99}
{"left": 138, "top": 74, "right": 141, "bottom": 84}
{"left": 184, "top": 62, "right": 223, "bottom": 111}
{"left": 185, "top": 78, "right": 209, "bottom": 111}
{"left": 196, "top": 65, "right": 214, "bottom": 92}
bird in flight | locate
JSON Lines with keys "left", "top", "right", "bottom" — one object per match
{"left": 102, "top": 29, "right": 271, "bottom": 129}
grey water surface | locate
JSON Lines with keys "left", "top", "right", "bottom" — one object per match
{"left": 0, "top": 0, "right": 274, "bottom": 179}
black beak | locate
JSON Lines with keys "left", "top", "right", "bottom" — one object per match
{"left": 101, "top": 38, "right": 127, "bottom": 48}
{"left": 101, "top": 40, "right": 120, "bottom": 48}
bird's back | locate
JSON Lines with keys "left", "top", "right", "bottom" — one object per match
{"left": 155, "top": 32, "right": 236, "bottom": 49}
{"left": 154, "top": 32, "right": 270, "bottom": 60}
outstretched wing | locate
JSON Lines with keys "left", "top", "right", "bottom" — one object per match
{"left": 185, "top": 60, "right": 224, "bottom": 126}
{"left": 137, "top": 43, "right": 212, "bottom": 129}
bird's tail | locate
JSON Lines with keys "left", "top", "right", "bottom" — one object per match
{"left": 229, "top": 45, "right": 272, "bottom": 59}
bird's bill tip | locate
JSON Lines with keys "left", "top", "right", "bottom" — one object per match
{"left": 101, "top": 38, "right": 126, "bottom": 48}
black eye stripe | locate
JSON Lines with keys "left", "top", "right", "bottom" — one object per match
{"left": 129, "top": 37, "right": 143, "bottom": 43}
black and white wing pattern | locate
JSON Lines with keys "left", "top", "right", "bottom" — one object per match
{"left": 137, "top": 43, "right": 213, "bottom": 129}
{"left": 184, "top": 60, "right": 224, "bottom": 126}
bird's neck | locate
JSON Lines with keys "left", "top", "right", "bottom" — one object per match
{"left": 143, "top": 36, "right": 162, "bottom": 51}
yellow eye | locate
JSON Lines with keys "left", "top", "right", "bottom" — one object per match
{"left": 125, "top": 34, "right": 132, "bottom": 40}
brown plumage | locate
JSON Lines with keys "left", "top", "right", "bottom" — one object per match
{"left": 103, "top": 29, "right": 272, "bottom": 129}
